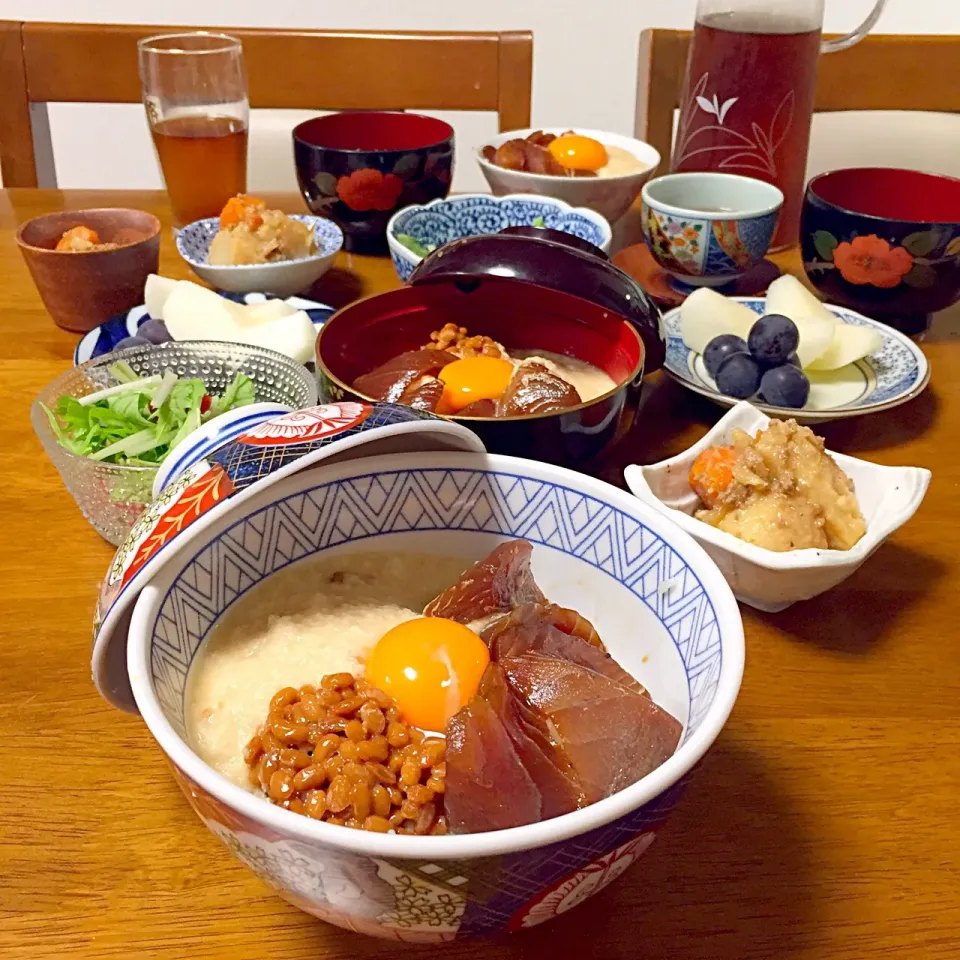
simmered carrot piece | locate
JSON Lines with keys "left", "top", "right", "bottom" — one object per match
{"left": 219, "top": 195, "right": 266, "bottom": 230}
{"left": 689, "top": 446, "right": 736, "bottom": 507}
{"left": 56, "top": 225, "right": 101, "bottom": 251}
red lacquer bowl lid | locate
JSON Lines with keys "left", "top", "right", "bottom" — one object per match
{"left": 409, "top": 234, "right": 665, "bottom": 372}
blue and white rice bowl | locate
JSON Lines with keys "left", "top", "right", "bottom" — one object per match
{"left": 123, "top": 443, "right": 743, "bottom": 939}
{"left": 387, "top": 194, "right": 613, "bottom": 281}
{"left": 176, "top": 215, "right": 343, "bottom": 297}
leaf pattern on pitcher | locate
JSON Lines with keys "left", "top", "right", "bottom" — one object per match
{"left": 694, "top": 93, "right": 738, "bottom": 125}
{"left": 673, "top": 72, "right": 793, "bottom": 178}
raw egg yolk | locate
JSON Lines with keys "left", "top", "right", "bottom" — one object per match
{"left": 547, "top": 135, "right": 609, "bottom": 172}
{"left": 437, "top": 356, "right": 514, "bottom": 413}
{"left": 364, "top": 617, "right": 490, "bottom": 731}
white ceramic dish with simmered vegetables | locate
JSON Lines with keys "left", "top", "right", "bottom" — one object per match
{"left": 624, "top": 401, "right": 931, "bottom": 612}
{"left": 116, "top": 445, "right": 743, "bottom": 940}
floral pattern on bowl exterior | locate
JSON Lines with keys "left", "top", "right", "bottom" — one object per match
{"left": 804, "top": 228, "right": 960, "bottom": 299}
{"left": 800, "top": 180, "right": 960, "bottom": 332}
{"left": 294, "top": 126, "right": 454, "bottom": 253}
{"left": 140, "top": 456, "right": 729, "bottom": 937}
{"left": 642, "top": 204, "right": 779, "bottom": 287}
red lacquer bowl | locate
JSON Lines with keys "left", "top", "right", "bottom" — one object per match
{"left": 315, "top": 276, "right": 644, "bottom": 464}
{"left": 293, "top": 111, "right": 454, "bottom": 253}
{"left": 801, "top": 167, "right": 960, "bottom": 334}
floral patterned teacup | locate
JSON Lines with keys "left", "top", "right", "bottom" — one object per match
{"left": 641, "top": 172, "right": 783, "bottom": 291}
{"left": 293, "top": 112, "right": 454, "bottom": 253}
{"left": 801, "top": 168, "right": 960, "bottom": 334}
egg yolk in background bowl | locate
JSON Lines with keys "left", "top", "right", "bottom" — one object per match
{"left": 364, "top": 617, "right": 490, "bottom": 732}
{"left": 438, "top": 356, "right": 514, "bottom": 413}
{"left": 547, "top": 135, "right": 609, "bottom": 172}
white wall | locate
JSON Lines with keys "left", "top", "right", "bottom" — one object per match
{"left": 3, "top": 1, "right": 960, "bottom": 194}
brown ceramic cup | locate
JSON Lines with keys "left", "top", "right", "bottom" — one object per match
{"left": 17, "top": 209, "right": 161, "bottom": 332}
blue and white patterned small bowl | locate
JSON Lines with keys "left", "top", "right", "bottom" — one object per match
{"left": 177, "top": 215, "right": 343, "bottom": 297}
{"left": 120, "top": 448, "right": 742, "bottom": 938}
{"left": 387, "top": 194, "right": 613, "bottom": 282}
{"left": 662, "top": 297, "right": 930, "bottom": 423}
{"left": 642, "top": 173, "right": 783, "bottom": 290}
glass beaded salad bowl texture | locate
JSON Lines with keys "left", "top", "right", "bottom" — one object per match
{"left": 31, "top": 341, "right": 318, "bottom": 545}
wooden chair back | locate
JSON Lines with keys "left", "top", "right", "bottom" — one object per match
{"left": 0, "top": 21, "right": 533, "bottom": 188}
{"left": 636, "top": 29, "right": 960, "bottom": 169}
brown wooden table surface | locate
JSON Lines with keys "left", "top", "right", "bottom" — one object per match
{"left": 1, "top": 190, "right": 958, "bottom": 960}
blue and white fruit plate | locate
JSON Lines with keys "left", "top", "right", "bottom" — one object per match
{"left": 73, "top": 292, "right": 334, "bottom": 366}
{"left": 662, "top": 297, "right": 930, "bottom": 423}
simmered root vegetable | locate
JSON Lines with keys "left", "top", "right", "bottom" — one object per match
{"left": 218, "top": 194, "right": 266, "bottom": 230}
{"left": 208, "top": 194, "right": 315, "bottom": 265}
{"left": 55, "top": 225, "right": 116, "bottom": 252}
{"left": 688, "top": 446, "right": 736, "bottom": 507}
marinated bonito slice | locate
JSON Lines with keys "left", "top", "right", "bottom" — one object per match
{"left": 500, "top": 653, "right": 682, "bottom": 804}
{"left": 456, "top": 398, "right": 498, "bottom": 418}
{"left": 353, "top": 349, "right": 457, "bottom": 403}
{"left": 398, "top": 376, "right": 445, "bottom": 412}
{"left": 486, "top": 604, "right": 643, "bottom": 695}
{"left": 424, "top": 539, "right": 546, "bottom": 624}
{"left": 499, "top": 363, "right": 582, "bottom": 417}
{"left": 478, "top": 664, "right": 583, "bottom": 819}
{"left": 444, "top": 678, "right": 543, "bottom": 833}
{"left": 483, "top": 601, "right": 606, "bottom": 652}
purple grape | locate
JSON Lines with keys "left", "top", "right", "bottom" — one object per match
{"left": 137, "top": 318, "right": 172, "bottom": 344}
{"left": 748, "top": 314, "right": 800, "bottom": 366}
{"left": 785, "top": 353, "right": 801, "bottom": 368}
{"left": 703, "top": 334, "right": 748, "bottom": 378}
{"left": 714, "top": 352, "right": 761, "bottom": 399}
{"left": 759, "top": 364, "right": 810, "bottom": 408}
{"left": 112, "top": 335, "right": 150, "bottom": 352}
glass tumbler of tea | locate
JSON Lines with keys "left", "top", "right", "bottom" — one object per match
{"left": 138, "top": 32, "right": 249, "bottom": 231}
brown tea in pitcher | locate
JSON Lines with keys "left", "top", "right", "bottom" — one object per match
{"left": 151, "top": 115, "right": 248, "bottom": 228}
{"left": 672, "top": 11, "right": 821, "bottom": 250}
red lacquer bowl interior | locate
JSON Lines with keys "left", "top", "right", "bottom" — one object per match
{"left": 293, "top": 111, "right": 454, "bottom": 152}
{"left": 809, "top": 168, "right": 960, "bottom": 224}
{"left": 317, "top": 278, "right": 643, "bottom": 413}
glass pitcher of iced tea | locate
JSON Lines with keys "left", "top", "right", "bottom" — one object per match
{"left": 672, "top": 0, "right": 888, "bottom": 250}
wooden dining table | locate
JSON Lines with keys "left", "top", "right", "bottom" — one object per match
{"left": 1, "top": 189, "right": 958, "bottom": 960}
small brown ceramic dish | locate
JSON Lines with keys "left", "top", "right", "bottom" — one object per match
{"left": 316, "top": 276, "right": 645, "bottom": 464}
{"left": 17, "top": 209, "right": 161, "bottom": 333}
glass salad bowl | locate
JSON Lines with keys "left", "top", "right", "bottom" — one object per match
{"left": 32, "top": 340, "right": 317, "bottom": 544}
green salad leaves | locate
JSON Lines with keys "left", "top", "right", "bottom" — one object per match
{"left": 43, "top": 362, "right": 255, "bottom": 467}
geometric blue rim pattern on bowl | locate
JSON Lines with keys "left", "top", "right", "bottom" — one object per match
{"left": 662, "top": 296, "right": 930, "bottom": 422}
{"left": 152, "top": 467, "right": 725, "bottom": 740}
{"left": 92, "top": 403, "right": 487, "bottom": 714}
{"left": 73, "top": 292, "right": 335, "bottom": 366}
{"left": 131, "top": 450, "right": 742, "bottom": 938}
{"left": 387, "top": 193, "right": 614, "bottom": 282}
